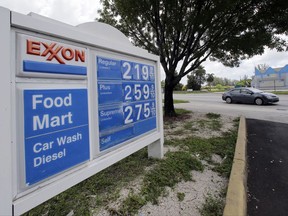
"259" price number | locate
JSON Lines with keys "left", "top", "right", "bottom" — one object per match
{"left": 123, "top": 83, "right": 155, "bottom": 102}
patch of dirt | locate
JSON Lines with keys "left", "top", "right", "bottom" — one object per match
{"left": 164, "top": 112, "right": 235, "bottom": 140}
{"left": 94, "top": 176, "right": 145, "bottom": 216}
{"left": 95, "top": 112, "right": 235, "bottom": 216}
{"left": 138, "top": 165, "right": 227, "bottom": 216}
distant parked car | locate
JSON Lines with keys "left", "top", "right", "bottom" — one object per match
{"left": 222, "top": 87, "right": 279, "bottom": 105}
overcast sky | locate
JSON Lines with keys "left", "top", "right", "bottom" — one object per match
{"left": 1, "top": 0, "right": 287, "bottom": 84}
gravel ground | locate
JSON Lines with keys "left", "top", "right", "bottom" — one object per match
{"left": 138, "top": 163, "right": 227, "bottom": 216}
{"left": 96, "top": 112, "right": 235, "bottom": 216}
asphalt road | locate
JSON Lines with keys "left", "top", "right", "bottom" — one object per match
{"left": 246, "top": 119, "right": 288, "bottom": 216}
{"left": 173, "top": 93, "right": 288, "bottom": 124}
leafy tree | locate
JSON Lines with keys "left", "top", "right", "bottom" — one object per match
{"left": 215, "top": 84, "right": 224, "bottom": 90}
{"left": 187, "top": 66, "right": 206, "bottom": 90}
{"left": 236, "top": 75, "right": 252, "bottom": 87}
{"left": 182, "top": 85, "right": 187, "bottom": 91}
{"left": 174, "top": 82, "right": 184, "bottom": 91}
{"left": 211, "top": 77, "right": 225, "bottom": 86}
{"left": 97, "top": 0, "right": 288, "bottom": 116}
{"left": 211, "top": 76, "right": 236, "bottom": 86}
{"left": 206, "top": 73, "right": 214, "bottom": 91}
{"left": 206, "top": 73, "right": 214, "bottom": 83}
{"left": 256, "top": 64, "right": 270, "bottom": 72}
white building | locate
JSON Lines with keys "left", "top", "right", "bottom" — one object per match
{"left": 252, "top": 65, "right": 288, "bottom": 90}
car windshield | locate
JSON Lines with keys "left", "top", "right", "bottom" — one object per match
{"left": 249, "top": 88, "right": 264, "bottom": 93}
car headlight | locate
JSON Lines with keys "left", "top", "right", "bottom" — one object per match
{"left": 265, "top": 95, "right": 273, "bottom": 99}
{"left": 264, "top": 94, "right": 276, "bottom": 99}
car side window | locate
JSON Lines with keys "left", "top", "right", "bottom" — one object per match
{"left": 241, "top": 89, "right": 252, "bottom": 95}
{"left": 230, "top": 89, "right": 240, "bottom": 94}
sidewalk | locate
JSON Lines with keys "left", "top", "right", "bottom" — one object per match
{"left": 246, "top": 119, "right": 288, "bottom": 216}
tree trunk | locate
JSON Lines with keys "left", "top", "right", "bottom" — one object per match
{"left": 164, "top": 83, "right": 176, "bottom": 117}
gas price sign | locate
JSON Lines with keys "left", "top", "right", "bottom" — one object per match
{"left": 97, "top": 56, "right": 157, "bottom": 151}
{"left": 0, "top": 8, "right": 163, "bottom": 216}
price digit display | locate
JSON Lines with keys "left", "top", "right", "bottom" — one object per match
{"left": 123, "top": 102, "right": 153, "bottom": 123}
{"left": 143, "top": 102, "right": 151, "bottom": 118}
{"left": 134, "top": 84, "right": 142, "bottom": 101}
{"left": 123, "top": 83, "right": 134, "bottom": 102}
{"left": 123, "top": 83, "right": 154, "bottom": 101}
{"left": 125, "top": 85, "right": 132, "bottom": 100}
{"left": 143, "top": 84, "right": 150, "bottom": 100}
{"left": 149, "top": 66, "right": 155, "bottom": 81}
{"left": 142, "top": 65, "right": 149, "bottom": 80}
{"left": 121, "top": 61, "right": 154, "bottom": 81}
{"left": 149, "top": 84, "right": 155, "bottom": 99}
{"left": 124, "top": 105, "right": 134, "bottom": 124}
{"left": 135, "top": 104, "right": 142, "bottom": 121}
{"left": 122, "top": 61, "right": 132, "bottom": 80}
{"left": 98, "top": 56, "right": 157, "bottom": 151}
{"left": 134, "top": 64, "right": 141, "bottom": 80}
{"left": 151, "top": 101, "right": 156, "bottom": 117}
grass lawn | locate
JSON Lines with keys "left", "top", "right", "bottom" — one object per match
{"left": 271, "top": 91, "right": 288, "bottom": 95}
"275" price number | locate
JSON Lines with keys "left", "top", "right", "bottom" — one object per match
{"left": 123, "top": 101, "right": 156, "bottom": 124}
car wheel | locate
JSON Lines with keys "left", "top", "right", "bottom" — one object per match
{"left": 225, "top": 97, "right": 232, "bottom": 104}
{"left": 255, "top": 98, "right": 263, "bottom": 105}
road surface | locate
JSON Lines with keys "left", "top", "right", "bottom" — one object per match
{"left": 173, "top": 93, "right": 288, "bottom": 123}
{"left": 246, "top": 119, "right": 288, "bottom": 216}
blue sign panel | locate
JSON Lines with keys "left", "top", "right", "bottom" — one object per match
{"left": 98, "top": 106, "right": 124, "bottom": 131}
{"left": 97, "top": 56, "right": 157, "bottom": 151}
{"left": 134, "top": 117, "right": 157, "bottom": 136}
{"left": 97, "top": 57, "right": 121, "bottom": 80}
{"left": 98, "top": 82, "right": 122, "bottom": 105}
{"left": 24, "top": 89, "right": 89, "bottom": 185}
{"left": 99, "top": 126, "right": 134, "bottom": 151}
{"left": 23, "top": 60, "right": 87, "bottom": 75}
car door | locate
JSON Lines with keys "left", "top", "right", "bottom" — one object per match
{"left": 240, "top": 89, "right": 254, "bottom": 103}
{"left": 229, "top": 89, "right": 241, "bottom": 102}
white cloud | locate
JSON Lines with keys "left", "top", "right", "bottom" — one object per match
{"left": 0, "top": 0, "right": 101, "bottom": 25}
{"left": 1, "top": 0, "right": 287, "bottom": 84}
{"left": 202, "top": 48, "right": 288, "bottom": 80}
{"left": 44, "top": 0, "right": 100, "bottom": 25}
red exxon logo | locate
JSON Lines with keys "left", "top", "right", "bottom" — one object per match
{"left": 26, "top": 40, "right": 85, "bottom": 64}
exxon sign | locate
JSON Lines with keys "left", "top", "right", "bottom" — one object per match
{"left": 19, "top": 34, "right": 87, "bottom": 76}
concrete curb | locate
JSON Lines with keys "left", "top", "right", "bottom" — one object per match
{"left": 223, "top": 116, "right": 247, "bottom": 216}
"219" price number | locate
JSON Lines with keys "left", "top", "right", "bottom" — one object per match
{"left": 121, "top": 61, "right": 154, "bottom": 81}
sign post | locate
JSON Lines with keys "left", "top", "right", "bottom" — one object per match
{"left": 0, "top": 7, "right": 163, "bottom": 216}
{"left": 0, "top": 7, "right": 13, "bottom": 215}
